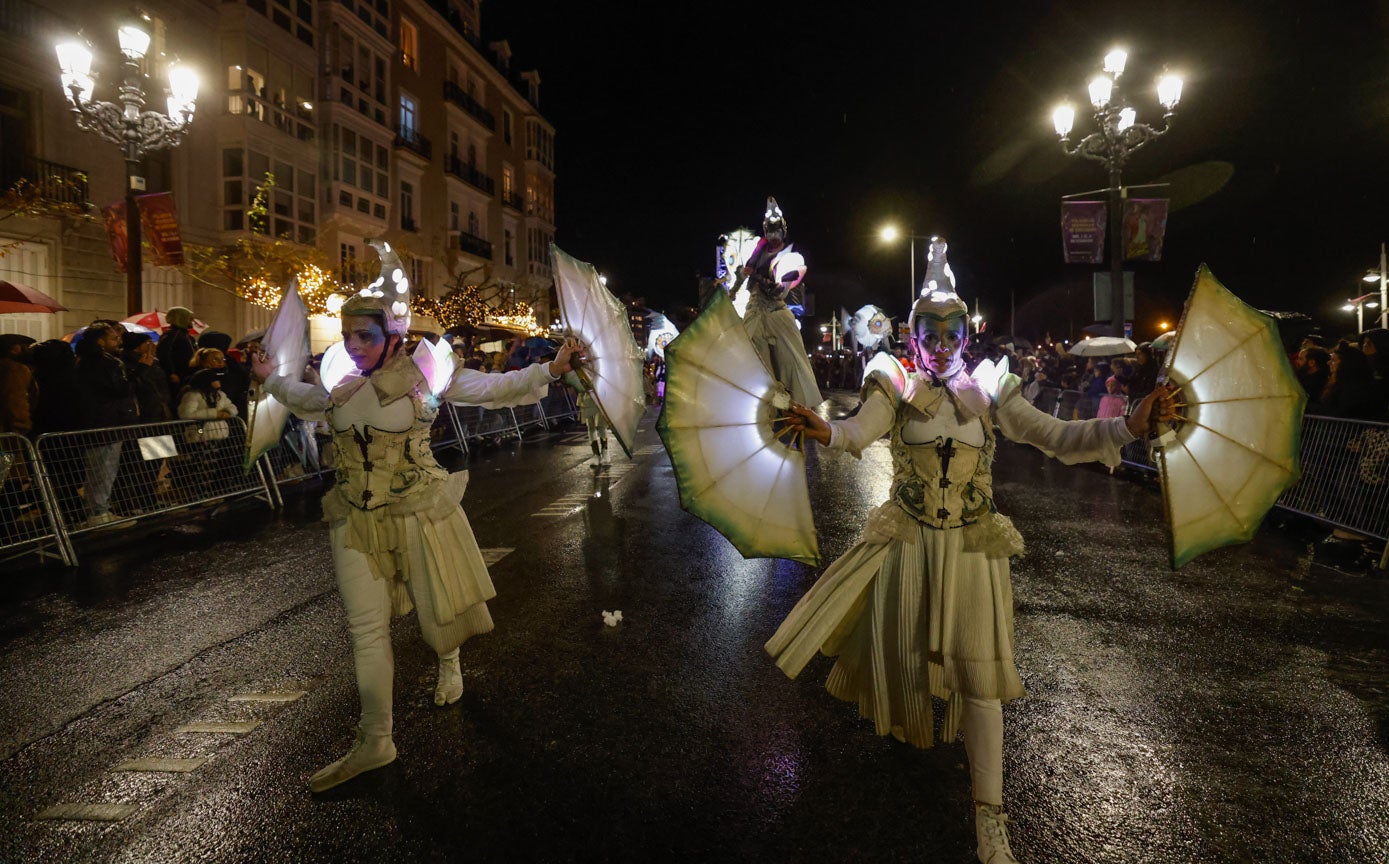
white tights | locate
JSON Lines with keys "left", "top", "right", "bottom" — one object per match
{"left": 962, "top": 696, "right": 1004, "bottom": 807}
{"left": 330, "top": 524, "right": 466, "bottom": 739}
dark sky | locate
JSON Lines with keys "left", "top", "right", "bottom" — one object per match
{"left": 485, "top": 1, "right": 1389, "bottom": 342}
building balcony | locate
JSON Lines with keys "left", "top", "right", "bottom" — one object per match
{"left": 393, "top": 126, "right": 432, "bottom": 161}
{"left": 502, "top": 189, "right": 524, "bottom": 211}
{"left": 442, "top": 80, "right": 495, "bottom": 131}
{"left": 227, "top": 89, "right": 316, "bottom": 143}
{"left": 455, "top": 230, "right": 493, "bottom": 259}
{"left": 0, "top": 157, "right": 89, "bottom": 205}
{"left": 445, "top": 156, "right": 495, "bottom": 196}
{"left": 425, "top": 0, "right": 482, "bottom": 49}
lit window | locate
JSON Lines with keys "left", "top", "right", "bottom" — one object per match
{"left": 399, "top": 93, "right": 418, "bottom": 136}
{"left": 399, "top": 18, "right": 418, "bottom": 70}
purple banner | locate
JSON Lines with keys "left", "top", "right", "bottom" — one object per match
{"left": 1061, "top": 201, "right": 1106, "bottom": 264}
{"left": 1123, "top": 198, "right": 1169, "bottom": 262}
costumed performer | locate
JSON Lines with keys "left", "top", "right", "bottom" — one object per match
{"left": 739, "top": 196, "right": 823, "bottom": 407}
{"left": 768, "top": 237, "right": 1172, "bottom": 864}
{"left": 562, "top": 369, "right": 609, "bottom": 468}
{"left": 252, "top": 242, "right": 581, "bottom": 793}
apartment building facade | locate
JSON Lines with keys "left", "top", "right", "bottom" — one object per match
{"left": 0, "top": 0, "right": 554, "bottom": 341}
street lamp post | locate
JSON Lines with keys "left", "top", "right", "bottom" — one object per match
{"left": 1343, "top": 293, "right": 1380, "bottom": 334}
{"left": 1361, "top": 242, "right": 1387, "bottom": 330}
{"left": 55, "top": 18, "right": 199, "bottom": 316}
{"left": 1052, "top": 48, "right": 1182, "bottom": 338}
{"left": 878, "top": 225, "right": 934, "bottom": 305}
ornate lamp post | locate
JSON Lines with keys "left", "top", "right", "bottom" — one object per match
{"left": 55, "top": 17, "right": 199, "bottom": 315}
{"left": 1051, "top": 48, "right": 1182, "bottom": 338}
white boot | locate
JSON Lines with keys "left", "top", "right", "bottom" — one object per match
{"left": 434, "top": 651, "right": 463, "bottom": 706}
{"left": 975, "top": 803, "right": 1021, "bottom": 863}
{"left": 308, "top": 727, "right": 396, "bottom": 792}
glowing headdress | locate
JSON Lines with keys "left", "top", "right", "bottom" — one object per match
{"left": 907, "top": 236, "right": 968, "bottom": 332}
{"left": 341, "top": 239, "right": 412, "bottom": 336}
{"left": 763, "top": 196, "right": 787, "bottom": 238}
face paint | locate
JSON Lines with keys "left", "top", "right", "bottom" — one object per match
{"left": 911, "top": 313, "right": 969, "bottom": 379}
{"left": 342, "top": 314, "right": 391, "bottom": 373}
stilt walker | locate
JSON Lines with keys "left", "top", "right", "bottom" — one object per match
{"left": 251, "top": 241, "right": 581, "bottom": 792}
{"left": 768, "top": 238, "right": 1173, "bottom": 863}
{"left": 738, "top": 197, "right": 823, "bottom": 407}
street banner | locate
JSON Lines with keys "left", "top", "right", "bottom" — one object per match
{"left": 1123, "top": 198, "right": 1169, "bottom": 261}
{"left": 101, "top": 200, "right": 129, "bottom": 273}
{"left": 1061, "top": 201, "right": 1106, "bottom": 263}
{"left": 138, "top": 192, "right": 185, "bottom": 266}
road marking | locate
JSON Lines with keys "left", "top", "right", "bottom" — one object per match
{"left": 37, "top": 803, "right": 138, "bottom": 822}
{"left": 172, "top": 721, "right": 262, "bottom": 734}
{"left": 480, "top": 547, "right": 514, "bottom": 566}
{"left": 228, "top": 690, "right": 306, "bottom": 703}
{"left": 631, "top": 445, "right": 664, "bottom": 457}
{"left": 114, "top": 757, "right": 208, "bottom": 773}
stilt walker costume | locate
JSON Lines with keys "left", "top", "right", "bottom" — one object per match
{"left": 739, "top": 197, "right": 823, "bottom": 408}
{"left": 768, "top": 238, "right": 1171, "bottom": 864}
{"left": 253, "top": 241, "right": 580, "bottom": 792}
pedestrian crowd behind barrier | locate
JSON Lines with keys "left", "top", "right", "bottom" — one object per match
{"left": 0, "top": 383, "right": 581, "bottom": 567}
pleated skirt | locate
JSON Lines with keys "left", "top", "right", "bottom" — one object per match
{"left": 766, "top": 525, "right": 1025, "bottom": 748}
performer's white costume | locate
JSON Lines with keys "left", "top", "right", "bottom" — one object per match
{"left": 563, "top": 370, "right": 609, "bottom": 467}
{"left": 766, "top": 238, "right": 1135, "bottom": 864}
{"left": 740, "top": 198, "right": 823, "bottom": 407}
{"left": 261, "top": 242, "right": 558, "bottom": 791}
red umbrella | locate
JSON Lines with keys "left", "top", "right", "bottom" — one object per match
{"left": 122, "top": 309, "right": 206, "bottom": 335}
{"left": 0, "top": 280, "right": 66, "bottom": 314}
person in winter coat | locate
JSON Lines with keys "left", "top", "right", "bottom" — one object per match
{"left": 75, "top": 321, "right": 139, "bottom": 527}
{"left": 124, "top": 332, "right": 172, "bottom": 423}
{"left": 156, "top": 305, "right": 197, "bottom": 399}
{"left": 0, "top": 333, "right": 35, "bottom": 435}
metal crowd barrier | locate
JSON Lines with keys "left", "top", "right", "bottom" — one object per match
{"left": 1276, "top": 415, "right": 1389, "bottom": 541}
{"left": 0, "top": 432, "right": 73, "bottom": 566}
{"left": 34, "top": 417, "right": 277, "bottom": 542}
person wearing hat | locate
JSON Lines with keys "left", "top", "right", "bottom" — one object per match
{"left": 198, "top": 330, "right": 251, "bottom": 418}
{"left": 770, "top": 238, "right": 1174, "bottom": 864}
{"left": 738, "top": 196, "right": 823, "bottom": 408}
{"left": 156, "top": 305, "right": 198, "bottom": 401}
{"left": 252, "top": 240, "right": 583, "bottom": 793}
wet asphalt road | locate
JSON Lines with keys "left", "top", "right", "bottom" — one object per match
{"left": 0, "top": 394, "right": 1386, "bottom": 863}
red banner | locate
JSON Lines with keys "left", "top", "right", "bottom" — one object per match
{"left": 1060, "top": 201, "right": 1106, "bottom": 264}
{"left": 138, "top": 192, "right": 184, "bottom": 266}
{"left": 1123, "top": 198, "right": 1169, "bottom": 262}
{"left": 101, "top": 201, "right": 129, "bottom": 273}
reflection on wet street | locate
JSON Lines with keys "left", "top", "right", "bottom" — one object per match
{"left": 0, "top": 398, "right": 1385, "bottom": 862}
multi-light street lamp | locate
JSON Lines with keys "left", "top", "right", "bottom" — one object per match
{"left": 1361, "top": 243, "right": 1387, "bottom": 331}
{"left": 55, "top": 17, "right": 199, "bottom": 315}
{"left": 1051, "top": 47, "right": 1182, "bottom": 338}
{"left": 1343, "top": 293, "right": 1380, "bottom": 334}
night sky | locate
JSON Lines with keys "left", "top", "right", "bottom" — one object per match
{"left": 485, "top": 1, "right": 1389, "bottom": 343}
